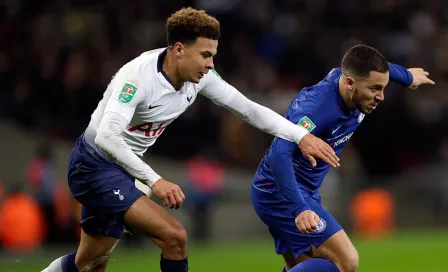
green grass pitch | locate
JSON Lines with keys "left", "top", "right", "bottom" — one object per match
{"left": 1, "top": 231, "right": 446, "bottom": 271}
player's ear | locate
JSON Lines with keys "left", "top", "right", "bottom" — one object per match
{"left": 172, "top": 42, "right": 185, "bottom": 58}
{"left": 346, "top": 77, "right": 355, "bottom": 92}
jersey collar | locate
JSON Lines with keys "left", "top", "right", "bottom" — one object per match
{"left": 157, "top": 48, "right": 175, "bottom": 87}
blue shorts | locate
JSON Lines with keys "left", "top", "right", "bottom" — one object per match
{"left": 251, "top": 183, "right": 342, "bottom": 258}
{"left": 68, "top": 135, "right": 144, "bottom": 239}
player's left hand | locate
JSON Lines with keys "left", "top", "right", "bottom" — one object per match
{"left": 407, "top": 68, "right": 435, "bottom": 90}
{"left": 299, "top": 134, "right": 340, "bottom": 168}
{"left": 151, "top": 178, "right": 186, "bottom": 209}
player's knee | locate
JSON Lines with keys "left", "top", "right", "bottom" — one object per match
{"left": 74, "top": 255, "right": 87, "bottom": 271}
{"left": 339, "top": 251, "right": 359, "bottom": 272}
{"left": 74, "top": 258, "right": 87, "bottom": 272}
{"left": 162, "top": 224, "right": 188, "bottom": 254}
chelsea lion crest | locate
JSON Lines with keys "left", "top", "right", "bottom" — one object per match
{"left": 315, "top": 218, "right": 327, "bottom": 233}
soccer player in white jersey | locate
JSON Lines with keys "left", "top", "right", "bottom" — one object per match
{"left": 41, "top": 8, "right": 339, "bottom": 272}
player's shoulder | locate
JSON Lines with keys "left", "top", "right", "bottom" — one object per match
{"left": 137, "top": 48, "right": 166, "bottom": 62}
{"left": 110, "top": 48, "right": 166, "bottom": 96}
{"left": 109, "top": 49, "right": 166, "bottom": 101}
{"left": 323, "top": 67, "right": 342, "bottom": 83}
{"left": 299, "top": 68, "right": 341, "bottom": 100}
{"left": 287, "top": 68, "right": 342, "bottom": 118}
{"left": 314, "top": 68, "right": 342, "bottom": 93}
{"left": 119, "top": 48, "right": 165, "bottom": 79}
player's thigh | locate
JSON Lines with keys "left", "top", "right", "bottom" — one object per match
{"left": 315, "top": 229, "right": 359, "bottom": 272}
{"left": 75, "top": 229, "right": 118, "bottom": 271}
{"left": 123, "top": 195, "right": 187, "bottom": 248}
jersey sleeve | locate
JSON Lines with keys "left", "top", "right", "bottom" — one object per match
{"left": 269, "top": 138, "right": 310, "bottom": 216}
{"left": 199, "top": 69, "right": 309, "bottom": 144}
{"left": 104, "top": 72, "right": 148, "bottom": 122}
{"left": 387, "top": 62, "right": 413, "bottom": 87}
{"left": 95, "top": 112, "right": 162, "bottom": 186}
{"left": 198, "top": 69, "right": 235, "bottom": 106}
{"left": 268, "top": 87, "right": 332, "bottom": 217}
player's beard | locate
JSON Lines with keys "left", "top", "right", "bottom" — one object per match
{"left": 353, "top": 89, "right": 372, "bottom": 114}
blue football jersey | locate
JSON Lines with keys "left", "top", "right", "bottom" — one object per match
{"left": 254, "top": 68, "right": 363, "bottom": 195}
{"left": 252, "top": 61, "right": 413, "bottom": 218}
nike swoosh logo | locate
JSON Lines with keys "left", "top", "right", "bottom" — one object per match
{"left": 148, "top": 104, "right": 162, "bottom": 109}
{"left": 332, "top": 125, "right": 342, "bottom": 135}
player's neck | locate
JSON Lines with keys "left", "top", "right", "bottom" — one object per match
{"left": 338, "top": 77, "right": 356, "bottom": 111}
{"left": 162, "top": 51, "right": 184, "bottom": 91}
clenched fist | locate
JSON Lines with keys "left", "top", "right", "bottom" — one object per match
{"left": 151, "top": 178, "right": 185, "bottom": 209}
{"left": 295, "top": 210, "right": 321, "bottom": 234}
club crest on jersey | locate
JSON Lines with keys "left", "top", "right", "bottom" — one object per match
{"left": 298, "top": 116, "right": 316, "bottom": 132}
{"left": 314, "top": 218, "right": 326, "bottom": 233}
{"left": 119, "top": 83, "right": 137, "bottom": 103}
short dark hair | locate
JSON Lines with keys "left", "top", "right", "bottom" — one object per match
{"left": 341, "top": 44, "right": 389, "bottom": 78}
{"left": 166, "top": 7, "right": 221, "bottom": 46}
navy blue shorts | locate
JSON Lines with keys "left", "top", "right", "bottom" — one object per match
{"left": 68, "top": 135, "right": 144, "bottom": 239}
{"left": 251, "top": 182, "right": 342, "bottom": 258}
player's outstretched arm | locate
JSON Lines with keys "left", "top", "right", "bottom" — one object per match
{"left": 224, "top": 92, "right": 339, "bottom": 167}
{"left": 388, "top": 62, "right": 435, "bottom": 89}
{"left": 199, "top": 71, "right": 340, "bottom": 167}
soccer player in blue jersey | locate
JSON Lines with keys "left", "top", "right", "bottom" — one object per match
{"left": 251, "top": 44, "right": 435, "bottom": 272}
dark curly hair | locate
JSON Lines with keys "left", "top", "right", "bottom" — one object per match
{"left": 166, "top": 7, "right": 221, "bottom": 46}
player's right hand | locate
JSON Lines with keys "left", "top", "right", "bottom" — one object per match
{"left": 295, "top": 210, "right": 321, "bottom": 234}
{"left": 299, "top": 134, "right": 340, "bottom": 168}
{"left": 407, "top": 68, "right": 435, "bottom": 90}
{"left": 151, "top": 178, "right": 185, "bottom": 210}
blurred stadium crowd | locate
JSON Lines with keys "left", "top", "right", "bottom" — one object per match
{"left": 0, "top": 0, "right": 447, "bottom": 251}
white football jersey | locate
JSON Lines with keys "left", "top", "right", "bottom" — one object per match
{"left": 84, "top": 48, "right": 232, "bottom": 158}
